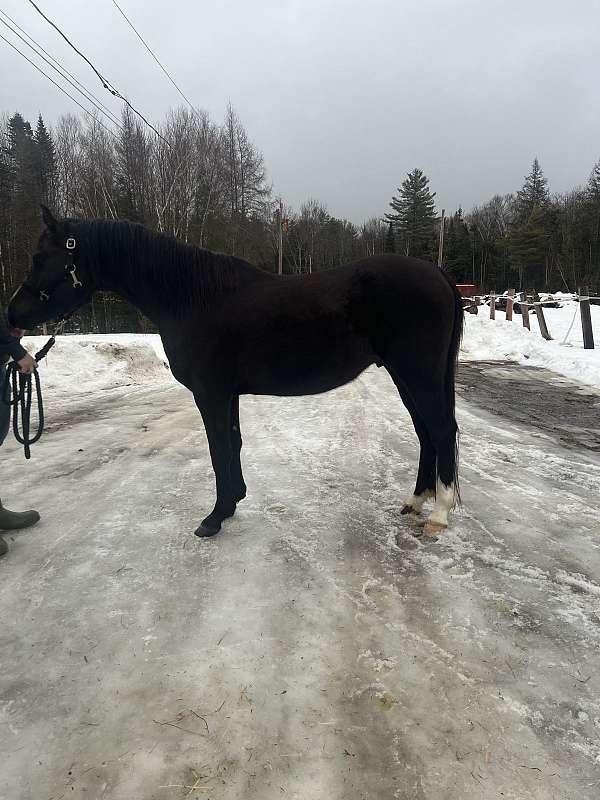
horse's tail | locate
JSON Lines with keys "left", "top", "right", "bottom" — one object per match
{"left": 440, "top": 269, "right": 464, "bottom": 503}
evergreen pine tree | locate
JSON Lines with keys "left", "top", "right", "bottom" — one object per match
{"left": 588, "top": 160, "right": 600, "bottom": 201}
{"left": 0, "top": 126, "right": 13, "bottom": 299}
{"left": 445, "top": 207, "right": 472, "bottom": 282}
{"left": 506, "top": 206, "right": 547, "bottom": 287}
{"left": 586, "top": 160, "right": 600, "bottom": 271}
{"left": 34, "top": 114, "right": 57, "bottom": 207}
{"left": 385, "top": 168, "right": 436, "bottom": 258}
{"left": 7, "top": 113, "right": 39, "bottom": 199}
{"left": 515, "top": 158, "right": 549, "bottom": 222}
{"left": 384, "top": 221, "right": 395, "bottom": 253}
{"left": 5, "top": 113, "right": 44, "bottom": 288}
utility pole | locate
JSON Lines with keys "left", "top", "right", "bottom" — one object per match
{"left": 278, "top": 198, "right": 283, "bottom": 276}
{"left": 437, "top": 208, "right": 445, "bottom": 268}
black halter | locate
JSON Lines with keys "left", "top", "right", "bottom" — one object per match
{"left": 22, "top": 236, "right": 84, "bottom": 304}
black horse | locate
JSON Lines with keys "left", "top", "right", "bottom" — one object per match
{"left": 9, "top": 207, "right": 463, "bottom": 538}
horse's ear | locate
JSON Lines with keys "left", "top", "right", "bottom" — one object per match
{"left": 40, "top": 204, "right": 59, "bottom": 235}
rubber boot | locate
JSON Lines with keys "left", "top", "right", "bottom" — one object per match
{"left": 0, "top": 537, "right": 7, "bottom": 557}
{"left": 0, "top": 500, "right": 40, "bottom": 531}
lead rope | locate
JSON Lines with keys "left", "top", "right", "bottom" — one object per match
{"left": 3, "top": 332, "right": 60, "bottom": 459}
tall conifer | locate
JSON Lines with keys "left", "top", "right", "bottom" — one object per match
{"left": 385, "top": 168, "right": 436, "bottom": 258}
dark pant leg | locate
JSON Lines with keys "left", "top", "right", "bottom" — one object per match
{"left": 0, "top": 365, "right": 10, "bottom": 447}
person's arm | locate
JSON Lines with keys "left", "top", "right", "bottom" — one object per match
{"left": 0, "top": 307, "right": 36, "bottom": 372}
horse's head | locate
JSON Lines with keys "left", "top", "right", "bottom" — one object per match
{"left": 9, "top": 206, "right": 96, "bottom": 330}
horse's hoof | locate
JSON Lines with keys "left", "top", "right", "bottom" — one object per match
{"left": 194, "top": 522, "right": 221, "bottom": 538}
{"left": 401, "top": 504, "right": 420, "bottom": 516}
{"left": 423, "top": 521, "right": 446, "bottom": 538}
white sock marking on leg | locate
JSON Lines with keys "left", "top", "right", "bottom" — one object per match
{"left": 428, "top": 481, "right": 455, "bottom": 527}
{"left": 403, "top": 489, "right": 434, "bottom": 512}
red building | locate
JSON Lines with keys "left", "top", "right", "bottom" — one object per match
{"left": 456, "top": 284, "right": 478, "bottom": 297}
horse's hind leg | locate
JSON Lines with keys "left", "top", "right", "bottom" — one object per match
{"left": 230, "top": 395, "right": 247, "bottom": 503}
{"left": 401, "top": 424, "right": 436, "bottom": 515}
{"left": 387, "top": 369, "right": 436, "bottom": 514}
{"left": 407, "top": 383, "right": 458, "bottom": 536}
{"left": 425, "top": 421, "right": 458, "bottom": 534}
{"left": 388, "top": 367, "right": 458, "bottom": 535}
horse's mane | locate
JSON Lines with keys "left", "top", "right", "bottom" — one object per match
{"left": 70, "top": 218, "right": 268, "bottom": 312}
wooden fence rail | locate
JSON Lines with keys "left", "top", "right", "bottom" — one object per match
{"left": 580, "top": 289, "right": 595, "bottom": 350}
{"left": 484, "top": 291, "right": 596, "bottom": 349}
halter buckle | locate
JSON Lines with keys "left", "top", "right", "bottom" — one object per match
{"left": 65, "top": 237, "right": 76, "bottom": 250}
{"left": 69, "top": 267, "right": 83, "bottom": 289}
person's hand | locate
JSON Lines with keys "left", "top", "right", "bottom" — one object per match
{"left": 8, "top": 327, "right": 24, "bottom": 339}
{"left": 17, "top": 353, "right": 37, "bottom": 374}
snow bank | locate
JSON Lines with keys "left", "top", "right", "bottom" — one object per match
{"left": 461, "top": 300, "right": 600, "bottom": 388}
{"left": 21, "top": 334, "right": 173, "bottom": 395}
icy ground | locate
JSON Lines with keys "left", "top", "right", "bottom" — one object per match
{"left": 1, "top": 335, "right": 600, "bottom": 799}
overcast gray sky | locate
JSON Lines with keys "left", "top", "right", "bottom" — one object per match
{"left": 1, "top": 0, "right": 598, "bottom": 223}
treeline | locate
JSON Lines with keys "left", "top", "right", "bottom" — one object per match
{"left": 0, "top": 105, "right": 386, "bottom": 332}
{"left": 385, "top": 160, "right": 600, "bottom": 292}
{"left": 2, "top": 104, "right": 599, "bottom": 335}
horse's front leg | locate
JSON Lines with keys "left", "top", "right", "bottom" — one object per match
{"left": 229, "top": 394, "right": 247, "bottom": 503}
{"left": 194, "top": 390, "right": 238, "bottom": 538}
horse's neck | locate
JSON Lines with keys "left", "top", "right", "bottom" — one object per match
{"left": 97, "top": 230, "right": 263, "bottom": 326}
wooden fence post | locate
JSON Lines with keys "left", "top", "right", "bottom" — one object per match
{"left": 580, "top": 289, "right": 595, "bottom": 349}
{"left": 506, "top": 289, "right": 515, "bottom": 321}
{"left": 490, "top": 294, "right": 496, "bottom": 320}
{"left": 534, "top": 302, "right": 552, "bottom": 340}
{"left": 520, "top": 292, "right": 530, "bottom": 330}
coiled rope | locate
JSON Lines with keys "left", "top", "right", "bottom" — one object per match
{"left": 3, "top": 336, "right": 57, "bottom": 459}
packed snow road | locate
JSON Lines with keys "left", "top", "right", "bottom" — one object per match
{"left": 2, "top": 360, "right": 600, "bottom": 800}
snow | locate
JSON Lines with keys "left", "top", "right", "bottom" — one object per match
{"left": 21, "top": 333, "right": 171, "bottom": 395}
{"left": 462, "top": 299, "right": 600, "bottom": 388}
{"left": 2, "top": 361, "right": 600, "bottom": 797}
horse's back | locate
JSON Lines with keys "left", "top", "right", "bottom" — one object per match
{"left": 341, "top": 252, "right": 454, "bottom": 298}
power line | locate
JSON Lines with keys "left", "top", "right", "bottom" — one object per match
{"left": 0, "top": 8, "right": 121, "bottom": 126}
{"left": 26, "top": 0, "right": 169, "bottom": 146}
{"left": 0, "top": 32, "right": 117, "bottom": 138}
{"left": 0, "top": 12, "right": 122, "bottom": 129}
{"left": 110, "top": 0, "right": 196, "bottom": 112}
{"left": 0, "top": 8, "right": 121, "bottom": 125}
